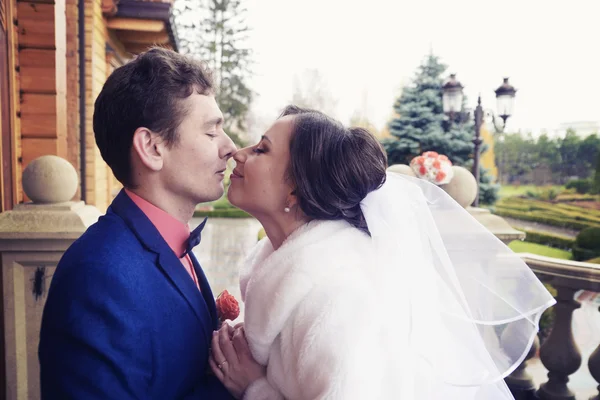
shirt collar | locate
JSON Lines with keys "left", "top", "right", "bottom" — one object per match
{"left": 124, "top": 189, "right": 190, "bottom": 258}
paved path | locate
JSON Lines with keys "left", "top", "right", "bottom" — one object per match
{"left": 504, "top": 217, "right": 578, "bottom": 239}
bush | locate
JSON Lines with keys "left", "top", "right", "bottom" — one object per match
{"left": 572, "top": 227, "right": 600, "bottom": 261}
{"left": 566, "top": 179, "right": 593, "bottom": 194}
{"left": 193, "top": 209, "right": 252, "bottom": 218}
{"left": 212, "top": 196, "right": 233, "bottom": 209}
{"left": 573, "top": 246, "right": 600, "bottom": 261}
{"left": 522, "top": 230, "right": 575, "bottom": 250}
{"left": 576, "top": 227, "right": 600, "bottom": 249}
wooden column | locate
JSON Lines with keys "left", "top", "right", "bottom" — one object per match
{"left": 17, "top": 0, "right": 69, "bottom": 201}
{"left": 83, "top": 0, "right": 108, "bottom": 211}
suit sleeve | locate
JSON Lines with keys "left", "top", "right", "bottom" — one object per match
{"left": 179, "top": 375, "right": 234, "bottom": 400}
{"left": 39, "top": 260, "right": 154, "bottom": 400}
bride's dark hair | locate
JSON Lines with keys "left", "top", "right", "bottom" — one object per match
{"left": 281, "top": 105, "right": 387, "bottom": 235}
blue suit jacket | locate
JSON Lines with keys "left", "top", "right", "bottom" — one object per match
{"left": 39, "top": 191, "right": 233, "bottom": 399}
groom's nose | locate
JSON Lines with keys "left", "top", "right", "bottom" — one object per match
{"left": 220, "top": 133, "right": 237, "bottom": 159}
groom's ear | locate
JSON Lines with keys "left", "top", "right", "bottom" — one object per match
{"left": 132, "top": 127, "right": 164, "bottom": 171}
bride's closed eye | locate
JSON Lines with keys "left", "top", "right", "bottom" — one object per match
{"left": 252, "top": 147, "right": 266, "bottom": 154}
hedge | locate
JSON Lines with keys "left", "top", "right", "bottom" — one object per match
{"left": 193, "top": 209, "right": 253, "bottom": 218}
{"left": 557, "top": 194, "right": 599, "bottom": 202}
{"left": 493, "top": 208, "right": 599, "bottom": 231}
{"left": 521, "top": 230, "right": 575, "bottom": 251}
{"left": 496, "top": 198, "right": 600, "bottom": 227}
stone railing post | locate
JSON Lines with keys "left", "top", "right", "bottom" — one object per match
{"left": 589, "top": 305, "right": 600, "bottom": 400}
{"left": 503, "top": 333, "right": 540, "bottom": 400}
{"left": 0, "top": 155, "right": 101, "bottom": 400}
{"left": 537, "top": 285, "right": 582, "bottom": 400}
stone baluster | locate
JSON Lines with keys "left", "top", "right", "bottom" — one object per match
{"left": 504, "top": 334, "right": 540, "bottom": 400}
{"left": 589, "top": 305, "right": 600, "bottom": 400}
{"left": 537, "top": 286, "right": 582, "bottom": 400}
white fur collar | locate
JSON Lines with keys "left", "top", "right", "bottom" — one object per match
{"left": 239, "top": 219, "right": 368, "bottom": 364}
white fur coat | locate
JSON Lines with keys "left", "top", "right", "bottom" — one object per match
{"left": 239, "top": 220, "right": 405, "bottom": 400}
{"left": 238, "top": 219, "right": 516, "bottom": 400}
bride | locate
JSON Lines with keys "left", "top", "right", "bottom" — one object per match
{"left": 208, "top": 105, "right": 555, "bottom": 399}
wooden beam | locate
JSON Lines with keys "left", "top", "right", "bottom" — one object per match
{"left": 117, "top": 30, "right": 169, "bottom": 44}
{"left": 21, "top": 137, "right": 57, "bottom": 170}
{"left": 21, "top": 114, "right": 57, "bottom": 138}
{"left": 20, "top": 66, "right": 55, "bottom": 93}
{"left": 20, "top": 94, "right": 56, "bottom": 115}
{"left": 18, "top": 48, "right": 55, "bottom": 67}
{"left": 106, "top": 17, "right": 164, "bottom": 32}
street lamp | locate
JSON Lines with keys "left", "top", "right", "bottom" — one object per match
{"left": 442, "top": 75, "right": 517, "bottom": 207}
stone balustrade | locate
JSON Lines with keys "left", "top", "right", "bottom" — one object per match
{"left": 506, "top": 253, "right": 600, "bottom": 400}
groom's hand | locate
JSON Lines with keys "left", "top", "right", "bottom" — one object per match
{"left": 209, "top": 324, "right": 264, "bottom": 399}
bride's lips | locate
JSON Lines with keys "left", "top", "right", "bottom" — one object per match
{"left": 230, "top": 169, "right": 244, "bottom": 179}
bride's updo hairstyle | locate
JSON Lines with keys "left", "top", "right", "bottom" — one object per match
{"left": 281, "top": 105, "right": 387, "bottom": 235}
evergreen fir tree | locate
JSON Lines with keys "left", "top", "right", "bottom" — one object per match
{"left": 174, "top": 0, "right": 253, "bottom": 146}
{"left": 382, "top": 54, "right": 499, "bottom": 204}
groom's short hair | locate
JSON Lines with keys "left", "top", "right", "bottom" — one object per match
{"left": 93, "top": 47, "right": 214, "bottom": 188}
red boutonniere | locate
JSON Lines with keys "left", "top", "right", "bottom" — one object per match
{"left": 215, "top": 290, "right": 240, "bottom": 322}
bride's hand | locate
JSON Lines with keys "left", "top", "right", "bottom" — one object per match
{"left": 209, "top": 323, "right": 265, "bottom": 399}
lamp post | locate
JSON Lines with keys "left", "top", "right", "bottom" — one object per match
{"left": 442, "top": 75, "right": 517, "bottom": 207}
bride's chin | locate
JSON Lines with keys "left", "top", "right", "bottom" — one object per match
{"left": 226, "top": 187, "right": 244, "bottom": 210}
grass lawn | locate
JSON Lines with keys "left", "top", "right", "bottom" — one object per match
{"left": 508, "top": 240, "right": 572, "bottom": 260}
{"left": 498, "top": 184, "right": 564, "bottom": 198}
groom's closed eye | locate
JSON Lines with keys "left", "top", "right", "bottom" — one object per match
{"left": 202, "top": 117, "right": 224, "bottom": 132}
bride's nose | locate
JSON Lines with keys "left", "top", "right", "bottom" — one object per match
{"left": 232, "top": 147, "right": 249, "bottom": 163}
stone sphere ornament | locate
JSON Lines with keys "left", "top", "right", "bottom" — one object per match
{"left": 22, "top": 155, "right": 78, "bottom": 203}
{"left": 387, "top": 164, "right": 416, "bottom": 177}
{"left": 441, "top": 166, "right": 478, "bottom": 208}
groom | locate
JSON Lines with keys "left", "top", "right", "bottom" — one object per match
{"left": 38, "top": 47, "right": 236, "bottom": 399}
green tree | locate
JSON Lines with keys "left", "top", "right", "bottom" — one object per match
{"left": 174, "top": 0, "right": 253, "bottom": 146}
{"left": 577, "top": 133, "right": 600, "bottom": 178}
{"left": 558, "top": 129, "right": 583, "bottom": 181}
{"left": 593, "top": 151, "right": 600, "bottom": 194}
{"left": 382, "top": 53, "right": 498, "bottom": 204}
{"left": 494, "top": 133, "right": 538, "bottom": 182}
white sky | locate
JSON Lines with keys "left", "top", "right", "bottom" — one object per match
{"left": 242, "top": 0, "right": 600, "bottom": 138}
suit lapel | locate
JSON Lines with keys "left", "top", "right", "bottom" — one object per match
{"left": 189, "top": 252, "right": 219, "bottom": 330}
{"left": 109, "top": 190, "right": 210, "bottom": 330}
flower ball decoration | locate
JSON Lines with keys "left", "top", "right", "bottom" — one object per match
{"left": 409, "top": 151, "right": 454, "bottom": 186}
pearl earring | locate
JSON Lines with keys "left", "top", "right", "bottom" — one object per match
{"left": 284, "top": 207, "right": 290, "bottom": 213}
